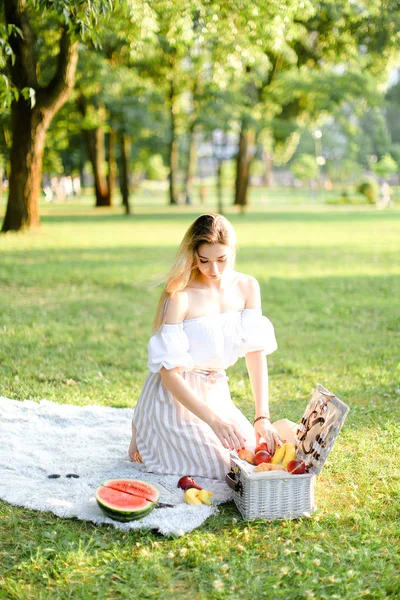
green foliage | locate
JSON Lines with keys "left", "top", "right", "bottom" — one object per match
{"left": 0, "top": 0, "right": 114, "bottom": 107}
{"left": 357, "top": 178, "right": 380, "bottom": 204}
{"left": 146, "top": 153, "right": 169, "bottom": 180}
{"left": 2, "top": 0, "right": 400, "bottom": 207}
{"left": 31, "top": 0, "right": 114, "bottom": 42}
{"left": 361, "top": 107, "right": 393, "bottom": 159}
{"left": 390, "top": 143, "right": 400, "bottom": 170}
{"left": 327, "top": 189, "right": 366, "bottom": 206}
{"left": 385, "top": 76, "right": 400, "bottom": 145}
{"left": 372, "top": 154, "right": 398, "bottom": 179}
{"left": 0, "top": 23, "right": 26, "bottom": 107}
{"left": 327, "top": 160, "right": 364, "bottom": 184}
{"left": 291, "top": 153, "right": 319, "bottom": 181}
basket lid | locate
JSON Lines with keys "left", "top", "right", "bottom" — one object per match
{"left": 295, "top": 384, "right": 349, "bottom": 475}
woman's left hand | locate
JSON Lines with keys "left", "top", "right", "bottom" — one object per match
{"left": 254, "top": 419, "right": 284, "bottom": 454}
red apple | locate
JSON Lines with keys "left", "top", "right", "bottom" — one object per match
{"left": 254, "top": 450, "right": 272, "bottom": 465}
{"left": 177, "top": 476, "right": 202, "bottom": 491}
{"left": 287, "top": 459, "right": 307, "bottom": 475}
{"left": 255, "top": 441, "right": 269, "bottom": 454}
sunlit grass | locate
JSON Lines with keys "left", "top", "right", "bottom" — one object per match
{"left": 0, "top": 204, "right": 399, "bottom": 599}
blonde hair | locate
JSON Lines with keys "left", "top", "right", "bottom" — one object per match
{"left": 153, "top": 214, "right": 237, "bottom": 330}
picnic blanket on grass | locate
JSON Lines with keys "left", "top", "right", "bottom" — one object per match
{"left": 0, "top": 397, "right": 233, "bottom": 537}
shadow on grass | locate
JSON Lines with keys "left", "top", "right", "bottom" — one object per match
{"left": 0, "top": 244, "right": 398, "bottom": 407}
{"left": 1, "top": 242, "right": 399, "bottom": 272}
{"left": 35, "top": 207, "right": 400, "bottom": 226}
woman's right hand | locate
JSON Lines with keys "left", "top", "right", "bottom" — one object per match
{"left": 209, "top": 415, "right": 247, "bottom": 450}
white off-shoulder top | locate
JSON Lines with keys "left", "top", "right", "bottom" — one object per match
{"left": 147, "top": 308, "right": 277, "bottom": 373}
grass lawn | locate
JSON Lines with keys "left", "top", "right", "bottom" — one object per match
{"left": 0, "top": 201, "right": 399, "bottom": 599}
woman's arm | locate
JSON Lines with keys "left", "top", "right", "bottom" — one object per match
{"left": 245, "top": 351, "right": 283, "bottom": 451}
{"left": 160, "top": 369, "right": 246, "bottom": 449}
{"left": 158, "top": 291, "right": 247, "bottom": 450}
{"left": 244, "top": 276, "right": 284, "bottom": 451}
{"left": 245, "top": 350, "right": 270, "bottom": 421}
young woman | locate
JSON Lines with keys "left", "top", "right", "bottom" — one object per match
{"left": 129, "top": 213, "right": 285, "bottom": 480}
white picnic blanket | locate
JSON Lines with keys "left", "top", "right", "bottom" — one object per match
{"left": 0, "top": 397, "right": 233, "bottom": 537}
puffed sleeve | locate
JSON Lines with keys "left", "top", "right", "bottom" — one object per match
{"left": 147, "top": 323, "right": 195, "bottom": 373}
{"left": 240, "top": 308, "right": 278, "bottom": 357}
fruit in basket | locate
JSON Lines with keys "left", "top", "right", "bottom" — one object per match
{"left": 287, "top": 459, "right": 307, "bottom": 475}
{"left": 255, "top": 441, "right": 269, "bottom": 453}
{"left": 177, "top": 476, "right": 202, "bottom": 491}
{"left": 271, "top": 443, "right": 286, "bottom": 464}
{"left": 254, "top": 450, "right": 272, "bottom": 465}
{"left": 238, "top": 448, "right": 255, "bottom": 464}
{"left": 254, "top": 463, "right": 286, "bottom": 473}
{"left": 282, "top": 443, "right": 296, "bottom": 468}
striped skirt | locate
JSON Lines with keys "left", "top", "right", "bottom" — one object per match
{"left": 133, "top": 369, "right": 256, "bottom": 480}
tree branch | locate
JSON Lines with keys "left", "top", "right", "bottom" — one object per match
{"left": 39, "top": 25, "right": 79, "bottom": 112}
{"left": 4, "top": 0, "right": 38, "bottom": 89}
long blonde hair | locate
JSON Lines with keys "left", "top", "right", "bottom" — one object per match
{"left": 153, "top": 214, "right": 237, "bottom": 330}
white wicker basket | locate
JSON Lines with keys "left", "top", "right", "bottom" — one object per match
{"left": 226, "top": 384, "right": 349, "bottom": 521}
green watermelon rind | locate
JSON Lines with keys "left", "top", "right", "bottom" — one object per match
{"left": 97, "top": 499, "right": 156, "bottom": 522}
{"left": 102, "top": 478, "right": 160, "bottom": 503}
{"left": 95, "top": 484, "right": 157, "bottom": 522}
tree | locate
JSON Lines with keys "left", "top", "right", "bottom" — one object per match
{"left": 73, "top": 9, "right": 136, "bottom": 209}
{"left": 232, "top": 0, "right": 400, "bottom": 207}
{"left": 129, "top": 1, "right": 205, "bottom": 205}
{"left": 372, "top": 154, "right": 398, "bottom": 179}
{"left": 291, "top": 153, "right": 319, "bottom": 194}
{"left": 0, "top": 0, "right": 113, "bottom": 233}
{"left": 360, "top": 107, "right": 392, "bottom": 160}
{"left": 76, "top": 95, "right": 111, "bottom": 207}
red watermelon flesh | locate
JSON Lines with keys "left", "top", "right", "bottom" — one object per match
{"left": 102, "top": 479, "right": 159, "bottom": 503}
{"left": 96, "top": 485, "right": 155, "bottom": 521}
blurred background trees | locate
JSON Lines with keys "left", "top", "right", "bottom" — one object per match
{"left": 1, "top": 0, "right": 400, "bottom": 231}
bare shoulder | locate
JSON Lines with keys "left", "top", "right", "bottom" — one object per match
{"left": 164, "top": 291, "right": 189, "bottom": 324}
{"left": 235, "top": 272, "right": 261, "bottom": 309}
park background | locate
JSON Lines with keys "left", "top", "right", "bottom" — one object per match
{"left": 1, "top": 1, "right": 399, "bottom": 599}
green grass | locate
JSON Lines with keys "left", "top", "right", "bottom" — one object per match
{"left": 0, "top": 180, "right": 366, "bottom": 211}
{"left": 0, "top": 203, "right": 399, "bottom": 599}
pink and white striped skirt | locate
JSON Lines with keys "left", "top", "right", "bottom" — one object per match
{"left": 133, "top": 369, "right": 256, "bottom": 480}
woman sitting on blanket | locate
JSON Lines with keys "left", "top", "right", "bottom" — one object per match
{"left": 129, "top": 214, "right": 295, "bottom": 480}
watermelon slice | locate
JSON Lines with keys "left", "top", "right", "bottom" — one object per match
{"left": 96, "top": 485, "right": 156, "bottom": 522}
{"left": 102, "top": 479, "right": 159, "bottom": 503}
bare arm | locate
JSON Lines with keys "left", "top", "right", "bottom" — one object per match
{"left": 245, "top": 351, "right": 283, "bottom": 451}
{"left": 244, "top": 276, "right": 283, "bottom": 451}
{"left": 245, "top": 350, "right": 270, "bottom": 421}
{"left": 160, "top": 368, "right": 247, "bottom": 449}
{"left": 158, "top": 292, "right": 247, "bottom": 449}
{"left": 160, "top": 368, "right": 215, "bottom": 425}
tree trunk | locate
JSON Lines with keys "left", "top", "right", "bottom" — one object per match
{"left": 198, "top": 155, "right": 207, "bottom": 204}
{"left": 2, "top": 100, "right": 49, "bottom": 230}
{"left": 262, "top": 145, "right": 274, "bottom": 188}
{"left": 216, "top": 159, "right": 223, "bottom": 215}
{"left": 168, "top": 79, "right": 178, "bottom": 205}
{"left": 234, "top": 123, "right": 255, "bottom": 208}
{"left": 183, "top": 125, "right": 196, "bottom": 205}
{"left": 0, "top": 155, "right": 4, "bottom": 205}
{"left": 107, "top": 127, "right": 117, "bottom": 205}
{"left": 82, "top": 126, "right": 110, "bottom": 206}
{"left": 1, "top": 5, "right": 78, "bottom": 232}
{"left": 77, "top": 99, "right": 110, "bottom": 207}
{"left": 119, "top": 131, "right": 131, "bottom": 215}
